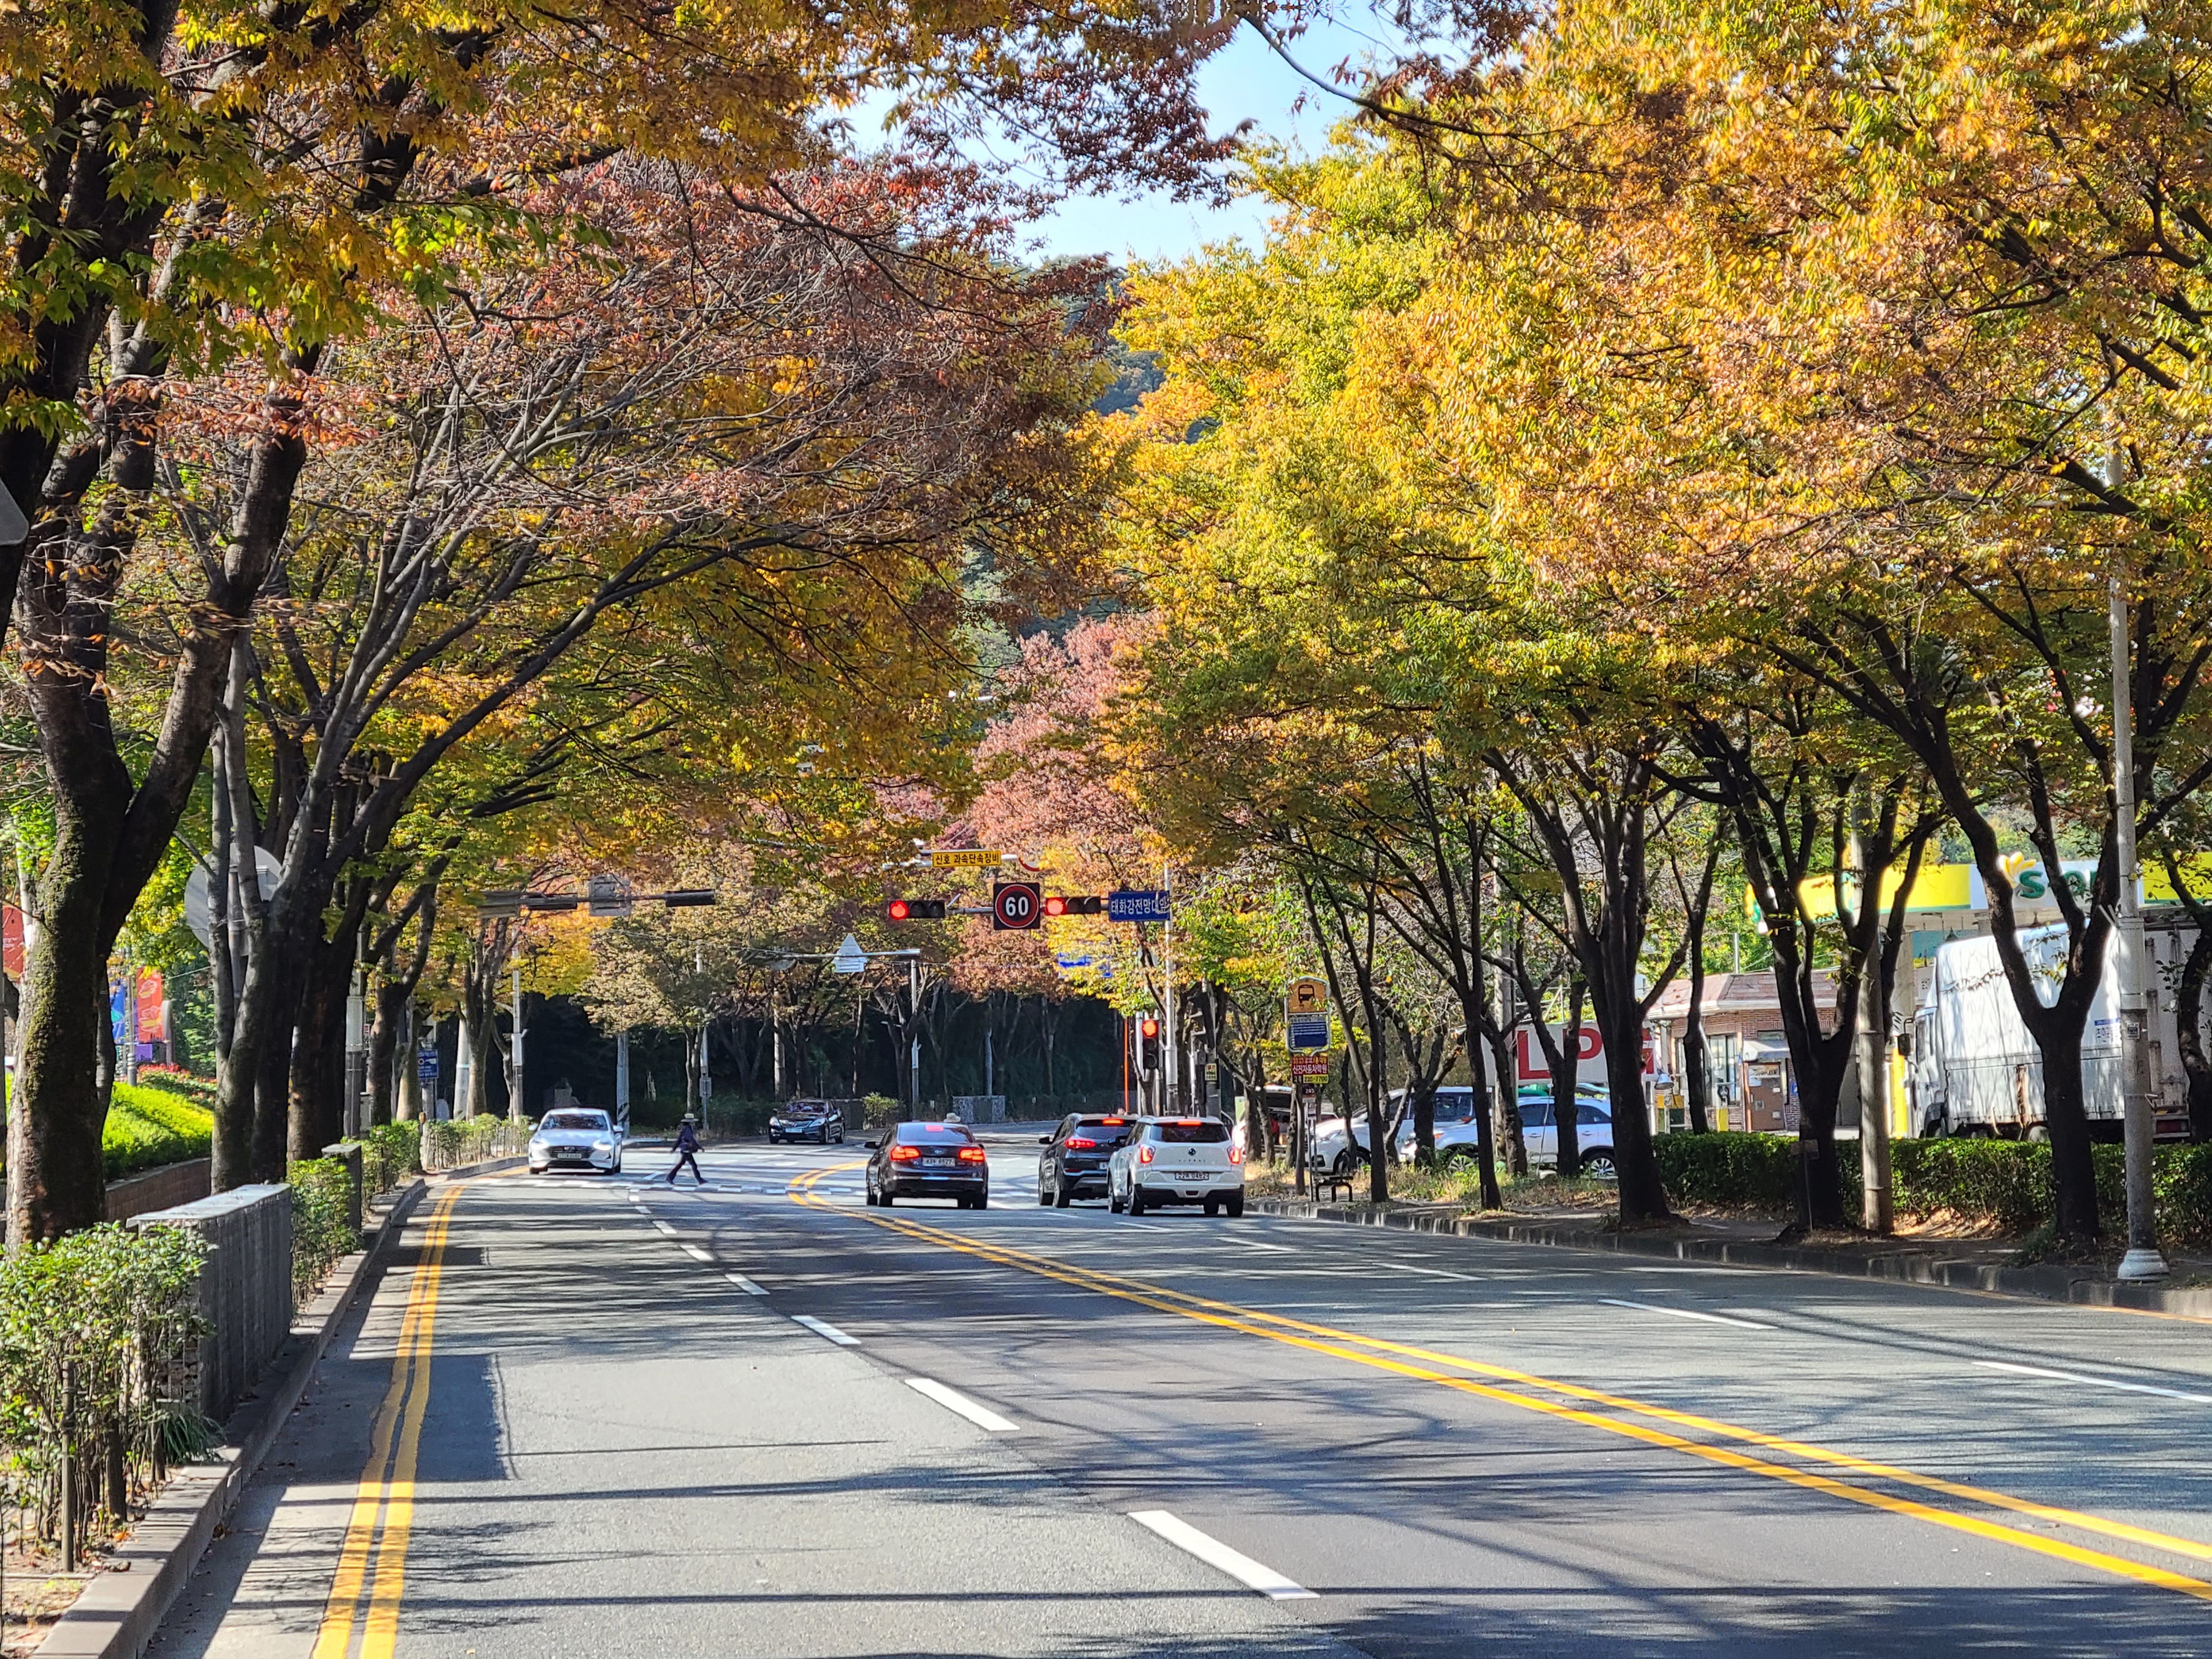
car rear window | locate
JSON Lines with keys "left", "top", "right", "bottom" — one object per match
{"left": 1073, "top": 1118, "right": 1131, "bottom": 1141}
{"left": 899, "top": 1123, "right": 978, "bottom": 1143}
{"left": 1148, "top": 1120, "right": 1229, "bottom": 1144}
{"left": 541, "top": 1111, "right": 607, "bottom": 1131}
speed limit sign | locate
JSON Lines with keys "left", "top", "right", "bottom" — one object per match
{"left": 992, "top": 881, "right": 1042, "bottom": 930}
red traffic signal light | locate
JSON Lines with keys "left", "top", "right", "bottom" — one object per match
{"left": 1043, "top": 894, "right": 1066, "bottom": 917}
{"left": 886, "top": 898, "right": 946, "bottom": 921}
{"left": 1045, "top": 894, "right": 1104, "bottom": 916}
{"left": 1140, "top": 1017, "right": 1159, "bottom": 1039}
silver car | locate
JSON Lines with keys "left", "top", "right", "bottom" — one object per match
{"left": 529, "top": 1108, "right": 623, "bottom": 1175}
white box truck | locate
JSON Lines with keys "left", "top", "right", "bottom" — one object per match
{"left": 1909, "top": 918, "right": 2197, "bottom": 1138}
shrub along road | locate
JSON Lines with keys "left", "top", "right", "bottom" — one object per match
{"left": 149, "top": 1144, "right": 2212, "bottom": 1657}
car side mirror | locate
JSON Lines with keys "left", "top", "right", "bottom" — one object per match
{"left": 1039, "top": 1136, "right": 1052, "bottom": 1144}
{"left": 864, "top": 1139, "right": 879, "bottom": 1149}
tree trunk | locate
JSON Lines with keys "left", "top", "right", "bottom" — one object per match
{"left": 1551, "top": 981, "right": 1585, "bottom": 1182}
{"left": 367, "top": 980, "right": 405, "bottom": 1128}
{"left": 2178, "top": 923, "right": 2212, "bottom": 1143}
{"left": 8, "top": 832, "right": 122, "bottom": 1241}
{"left": 1683, "top": 921, "right": 1712, "bottom": 1134}
{"left": 2035, "top": 1024, "right": 2102, "bottom": 1242}
{"left": 1489, "top": 1026, "right": 1526, "bottom": 1177}
{"left": 289, "top": 930, "right": 351, "bottom": 1159}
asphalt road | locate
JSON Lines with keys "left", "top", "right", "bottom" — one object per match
{"left": 149, "top": 1136, "right": 2212, "bottom": 1658}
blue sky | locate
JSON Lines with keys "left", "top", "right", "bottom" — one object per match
{"left": 1026, "top": 16, "right": 1417, "bottom": 265}
{"left": 850, "top": 10, "right": 1413, "bottom": 268}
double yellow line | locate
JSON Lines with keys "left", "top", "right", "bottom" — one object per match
{"left": 312, "top": 1183, "right": 466, "bottom": 1659}
{"left": 791, "top": 1166, "right": 2212, "bottom": 1604}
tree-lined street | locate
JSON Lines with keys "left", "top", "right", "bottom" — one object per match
{"left": 150, "top": 1148, "right": 2212, "bottom": 1657}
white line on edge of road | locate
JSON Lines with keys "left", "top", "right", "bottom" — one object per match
{"left": 652, "top": 1220, "right": 679, "bottom": 1237}
{"left": 1127, "top": 1510, "right": 1317, "bottom": 1600}
{"left": 1975, "top": 1359, "right": 2212, "bottom": 1404}
{"left": 1389, "top": 1262, "right": 1485, "bottom": 1281}
{"left": 906, "top": 1377, "right": 1020, "bottom": 1432}
{"left": 1598, "top": 1297, "right": 1771, "bottom": 1330}
{"left": 682, "top": 1244, "right": 713, "bottom": 1262}
{"left": 792, "top": 1314, "right": 860, "bottom": 1347}
{"left": 726, "top": 1273, "right": 768, "bottom": 1296}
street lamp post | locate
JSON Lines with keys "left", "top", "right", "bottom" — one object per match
{"left": 2112, "top": 575, "right": 2170, "bottom": 1282}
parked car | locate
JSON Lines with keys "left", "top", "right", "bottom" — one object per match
{"left": 1108, "top": 1118, "right": 1245, "bottom": 1216}
{"left": 865, "top": 1120, "right": 990, "bottom": 1209}
{"left": 1310, "top": 1087, "right": 1487, "bottom": 1173}
{"left": 1036, "top": 1114, "right": 1135, "bottom": 1207}
{"left": 769, "top": 1099, "right": 846, "bottom": 1145}
{"left": 1307, "top": 1084, "right": 1615, "bottom": 1176}
{"left": 529, "top": 1108, "right": 622, "bottom": 1175}
{"left": 1515, "top": 1086, "right": 1617, "bottom": 1179}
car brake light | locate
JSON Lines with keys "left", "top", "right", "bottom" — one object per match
{"left": 889, "top": 1145, "right": 921, "bottom": 1162}
{"left": 1065, "top": 1137, "right": 1097, "bottom": 1149}
{"left": 1228, "top": 1143, "right": 1244, "bottom": 1165}
{"left": 957, "top": 1146, "right": 988, "bottom": 1164}
{"left": 1101, "top": 1117, "right": 1126, "bottom": 1125}
{"left": 1138, "top": 1144, "right": 1154, "bottom": 1164}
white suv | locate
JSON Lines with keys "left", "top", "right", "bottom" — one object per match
{"left": 1109, "top": 1118, "right": 1245, "bottom": 1217}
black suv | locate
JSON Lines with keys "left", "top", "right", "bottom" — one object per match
{"left": 1036, "top": 1114, "right": 1134, "bottom": 1207}
{"left": 768, "top": 1100, "right": 845, "bottom": 1144}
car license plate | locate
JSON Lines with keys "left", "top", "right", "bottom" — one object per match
{"left": 922, "top": 1158, "right": 955, "bottom": 1170}
{"left": 1176, "top": 1172, "right": 1211, "bottom": 1182}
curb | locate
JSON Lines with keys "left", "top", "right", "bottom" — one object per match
{"left": 428, "top": 1153, "right": 526, "bottom": 1180}
{"left": 1248, "top": 1198, "right": 2212, "bottom": 1319}
{"left": 36, "top": 1177, "right": 430, "bottom": 1659}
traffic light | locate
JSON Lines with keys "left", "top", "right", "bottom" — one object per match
{"left": 1136, "top": 1014, "right": 1160, "bottom": 1074}
{"left": 1042, "top": 894, "right": 1104, "bottom": 917}
{"left": 885, "top": 898, "right": 946, "bottom": 921}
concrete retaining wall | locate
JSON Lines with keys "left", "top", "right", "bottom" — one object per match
{"left": 103, "top": 1158, "right": 212, "bottom": 1222}
{"left": 130, "top": 1185, "right": 294, "bottom": 1424}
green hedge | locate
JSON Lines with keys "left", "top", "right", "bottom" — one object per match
{"left": 360, "top": 1121, "right": 422, "bottom": 1194}
{"left": 701, "top": 1097, "right": 775, "bottom": 1137}
{"left": 103, "top": 1083, "right": 215, "bottom": 1180}
{"left": 0, "top": 1223, "right": 209, "bottom": 1545}
{"left": 289, "top": 1158, "right": 359, "bottom": 1308}
{"left": 133, "top": 1065, "right": 216, "bottom": 1104}
{"left": 1654, "top": 1133, "right": 1802, "bottom": 1210}
{"left": 1657, "top": 1130, "right": 2212, "bottom": 1240}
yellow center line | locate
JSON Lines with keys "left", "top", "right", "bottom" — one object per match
{"left": 311, "top": 1183, "right": 466, "bottom": 1659}
{"left": 787, "top": 1168, "right": 2212, "bottom": 1604}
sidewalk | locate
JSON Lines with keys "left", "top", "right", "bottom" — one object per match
{"left": 1249, "top": 1193, "right": 2212, "bottom": 1318}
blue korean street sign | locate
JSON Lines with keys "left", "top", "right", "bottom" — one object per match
{"left": 1285, "top": 1013, "right": 1332, "bottom": 1053}
{"left": 417, "top": 1047, "right": 440, "bottom": 1082}
{"left": 1107, "top": 889, "right": 1171, "bottom": 922}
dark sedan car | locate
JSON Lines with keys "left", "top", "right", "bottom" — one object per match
{"left": 1035, "top": 1114, "right": 1133, "bottom": 1207}
{"left": 865, "top": 1121, "right": 990, "bottom": 1209}
{"left": 769, "top": 1099, "right": 845, "bottom": 1145}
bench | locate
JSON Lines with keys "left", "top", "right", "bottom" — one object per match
{"left": 1308, "top": 1167, "right": 1356, "bottom": 1203}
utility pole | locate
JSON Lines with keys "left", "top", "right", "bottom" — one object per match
{"left": 343, "top": 953, "right": 366, "bottom": 1137}
{"left": 909, "top": 953, "right": 921, "bottom": 1118}
{"left": 455, "top": 1014, "right": 472, "bottom": 1119}
{"left": 509, "top": 961, "right": 524, "bottom": 1121}
{"left": 614, "top": 1030, "right": 629, "bottom": 1128}
{"left": 1160, "top": 864, "right": 1176, "bottom": 1113}
{"left": 1853, "top": 786, "right": 1894, "bottom": 1234}
{"left": 2113, "top": 572, "right": 2170, "bottom": 1282}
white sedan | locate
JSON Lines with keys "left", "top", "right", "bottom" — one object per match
{"left": 1108, "top": 1118, "right": 1245, "bottom": 1217}
{"left": 529, "top": 1108, "right": 623, "bottom": 1175}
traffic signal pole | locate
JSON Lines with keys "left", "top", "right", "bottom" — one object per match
{"left": 1160, "top": 868, "right": 1177, "bottom": 1113}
